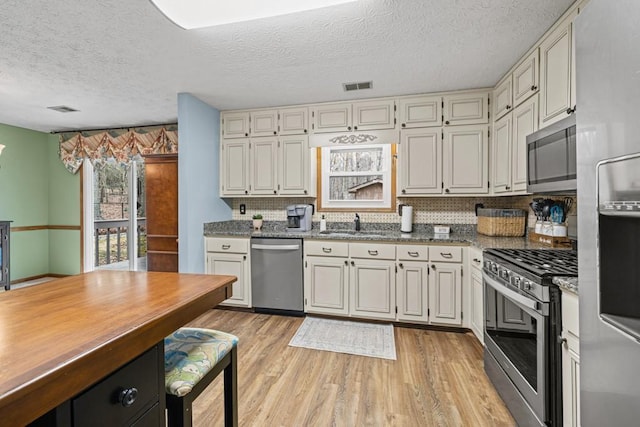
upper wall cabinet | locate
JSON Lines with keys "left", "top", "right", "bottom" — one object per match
{"left": 513, "top": 49, "right": 539, "bottom": 107}
{"left": 493, "top": 75, "right": 513, "bottom": 121}
{"left": 539, "top": 13, "right": 576, "bottom": 128}
{"left": 250, "top": 110, "right": 278, "bottom": 137}
{"left": 312, "top": 100, "right": 395, "bottom": 133}
{"left": 279, "top": 107, "right": 309, "bottom": 135}
{"left": 221, "top": 112, "right": 250, "bottom": 138}
{"left": 443, "top": 125, "right": 489, "bottom": 194}
{"left": 443, "top": 91, "right": 489, "bottom": 126}
{"left": 398, "top": 95, "right": 442, "bottom": 129}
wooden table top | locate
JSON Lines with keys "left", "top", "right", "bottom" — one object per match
{"left": 0, "top": 271, "right": 236, "bottom": 425}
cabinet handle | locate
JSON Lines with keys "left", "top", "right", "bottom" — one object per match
{"left": 531, "top": 85, "right": 538, "bottom": 91}
{"left": 566, "top": 106, "right": 575, "bottom": 115}
{"left": 408, "top": 251, "right": 419, "bottom": 257}
{"left": 557, "top": 335, "right": 567, "bottom": 346}
{"left": 401, "top": 123, "right": 406, "bottom": 128}
{"left": 505, "top": 186, "right": 511, "bottom": 190}
{"left": 347, "top": 126, "right": 352, "bottom": 131}
{"left": 118, "top": 387, "right": 138, "bottom": 407}
{"left": 473, "top": 258, "right": 480, "bottom": 263}
{"left": 368, "top": 250, "right": 378, "bottom": 256}
{"left": 445, "top": 120, "right": 450, "bottom": 125}
{"left": 440, "top": 252, "right": 453, "bottom": 259}
{"left": 322, "top": 247, "right": 332, "bottom": 253}
{"left": 445, "top": 188, "right": 450, "bottom": 194}
{"left": 351, "top": 261, "right": 355, "bottom": 266}
{"left": 399, "top": 263, "right": 404, "bottom": 268}
{"left": 221, "top": 244, "right": 231, "bottom": 250}
{"left": 506, "top": 105, "right": 511, "bottom": 110}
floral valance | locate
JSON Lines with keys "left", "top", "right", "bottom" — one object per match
{"left": 59, "top": 125, "right": 178, "bottom": 174}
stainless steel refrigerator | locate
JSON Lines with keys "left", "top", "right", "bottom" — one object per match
{"left": 576, "top": 1, "right": 640, "bottom": 425}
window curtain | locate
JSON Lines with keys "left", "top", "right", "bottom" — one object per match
{"left": 58, "top": 125, "right": 178, "bottom": 174}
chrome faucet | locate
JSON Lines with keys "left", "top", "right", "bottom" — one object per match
{"left": 354, "top": 213, "right": 361, "bottom": 231}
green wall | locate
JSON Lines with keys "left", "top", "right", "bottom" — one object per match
{"left": 0, "top": 124, "right": 81, "bottom": 281}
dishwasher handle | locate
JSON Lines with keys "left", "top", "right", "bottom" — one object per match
{"left": 252, "top": 244, "right": 300, "bottom": 251}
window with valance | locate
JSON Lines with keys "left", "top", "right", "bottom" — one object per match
{"left": 58, "top": 125, "right": 178, "bottom": 174}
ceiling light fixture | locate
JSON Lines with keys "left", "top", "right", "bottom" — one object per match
{"left": 149, "top": 0, "right": 358, "bottom": 29}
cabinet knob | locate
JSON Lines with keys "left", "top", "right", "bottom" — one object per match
{"left": 245, "top": 190, "right": 248, "bottom": 195}
{"left": 557, "top": 335, "right": 567, "bottom": 346}
{"left": 431, "top": 264, "right": 436, "bottom": 270}
{"left": 351, "top": 261, "right": 355, "bottom": 266}
{"left": 566, "top": 106, "right": 575, "bottom": 115}
{"left": 445, "top": 120, "right": 450, "bottom": 125}
{"left": 401, "top": 123, "right": 406, "bottom": 128}
{"left": 402, "top": 189, "right": 406, "bottom": 194}
{"left": 344, "top": 260, "right": 348, "bottom": 266}
{"left": 354, "top": 126, "right": 358, "bottom": 130}
{"left": 273, "top": 131, "right": 277, "bottom": 135}
{"left": 273, "top": 190, "right": 277, "bottom": 194}
{"left": 531, "top": 85, "right": 538, "bottom": 91}
{"left": 304, "top": 190, "right": 308, "bottom": 194}
{"left": 506, "top": 105, "right": 511, "bottom": 110}
{"left": 505, "top": 186, "right": 511, "bottom": 190}
{"left": 118, "top": 388, "right": 138, "bottom": 407}
{"left": 445, "top": 188, "right": 450, "bottom": 194}
{"left": 304, "top": 129, "right": 308, "bottom": 133}
{"left": 347, "top": 126, "right": 352, "bottom": 131}
{"left": 245, "top": 133, "right": 248, "bottom": 137}
{"left": 398, "top": 263, "right": 404, "bottom": 268}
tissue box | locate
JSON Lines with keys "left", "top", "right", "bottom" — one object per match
{"left": 477, "top": 209, "right": 526, "bottom": 237}
{"left": 433, "top": 225, "right": 450, "bottom": 234}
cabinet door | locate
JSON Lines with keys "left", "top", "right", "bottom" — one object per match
{"left": 470, "top": 270, "right": 485, "bottom": 344}
{"left": 396, "top": 261, "right": 428, "bottom": 322}
{"left": 250, "top": 110, "right": 278, "bottom": 137}
{"left": 352, "top": 99, "right": 395, "bottom": 131}
{"left": 443, "top": 125, "right": 489, "bottom": 194}
{"left": 250, "top": 137, "right": 278, "bottom": 195}
{"left": 398, "top": 95, "right": 442, "bottom": 128}
{"left": 562, "top": 336, "right": 581, "bottom": 427}
{"left": 513, "top": 49, "right": 540, "bottom": 107}
{"left": 279, "top": 135, "right": 309, "bottom": 195}
{"left": 540, "top": 16, "right": 574, "bottom": 128}
{"left": 398, "top": 128, "right": 441, "bottom": 195}
{"left": 206, "top": 252, "right": 250, "bottom": 307}
{"left": 511, "top": 96, "right": 538, "bottom": 192}
{"left": 312, "top": 103, "right": 352, "bottom": 133}
{"left": 304, "top": 256, "right": 349, "bottom": 315}
{"left": 493, "top": 75, "right": 513, "bottom": 120}
{"left": 221, "top": 112, "right": 250, "bottom": 138}
{"left": 443, "top": 92, "right": 488, "bottom": 126}
{"left": 221, "top": 139, "right": 249, "bottom": 196}
{"left": 492, "top": 113, "right": 512, "bottom": 194}
{"left": 350, "top": 259, "right": 396, "bottom": 320}
{"left": 280, "top": 107, "right": 308, "bottom": 135}
{"left": 429, "top": 263, "right": 462, "bottom": 326}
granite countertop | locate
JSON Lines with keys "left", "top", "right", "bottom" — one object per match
{"left": 203, "top": 220, "right": 552, "bottom": 249}
{"left": 553, "top": 277, "right": 579, "bottom": 295}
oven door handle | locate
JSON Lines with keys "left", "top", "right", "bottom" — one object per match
{"left": 483, "top": 271, "right": 541, "bottom": 314}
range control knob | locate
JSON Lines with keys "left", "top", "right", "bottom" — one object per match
{"left": 513, "top": 276, "right": 522, "bottom": 287}
{"left": 523, "top": 281, "right": 533, "bottom": 291}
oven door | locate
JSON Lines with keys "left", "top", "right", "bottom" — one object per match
{"left": 483, "top": 271, "right": 548, "bottom": 422}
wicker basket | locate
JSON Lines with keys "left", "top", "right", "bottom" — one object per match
{"left": 477, "top": 208, "right": 526, "bottom": 237}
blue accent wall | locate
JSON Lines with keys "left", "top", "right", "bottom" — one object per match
{"left": 177, "top": 93, "right": 231, "bottom": 273}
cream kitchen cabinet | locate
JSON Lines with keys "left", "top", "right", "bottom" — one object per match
{"left": 250, "top": 137, "right": 278, "bottom": 195}
{"left": 469, "top": 246, "right": 484, "bottom": 344}
{"left": 205, "top": 237, "right": 251, "bottom": 307}
{"left": 279, "top": 107, "right": 309, "bottom": 135}
{"left": 398, "top": 95, "right": 442, "bottom": 128}
{"left": 220, "top": 139, "right": 250, "bottom": 196}
{"left": 396, "top": 245, "right": 429, "bottom": 323}
{"left": 279, "top": 135, "right": 312, "bottom": 196}
{"left": 398, "top": 128, "right": 441, "bottom": 195}
{"left": 443, "top": 91, "right": 489, "bottom": 126}
{"left": 512, "top": 49, "right": 539, "bottom": 107}
{"left": 304, "top": 241, "right": 350, "bottom": 316}
{"left": 443, "top": 125, "right": 489, "bottom": 194}
{"left": 312, "top": 100, "right": 395, "bottom": 133}
{"left": 250, "top": 110, "right": 279, "bottom": 137}
{"left": 539, "top": 13, "right": 576, "bottom": 128}
{"left": 429, "top": 246, "right": 463, "bottom": 326}
{"left": 349, "top": 242, "right": 396, "bottom": 320}
{"left": 221, "top": 112, "right": 250, "bottom": 139}
{"left": 561, "top": 289, "right": 580, "bottom": 427}
{"left": 492, "top": 75, "right": 513, "bottom": 121}
{"left": 492, "top": 94, "right": 538, "bottom": 195}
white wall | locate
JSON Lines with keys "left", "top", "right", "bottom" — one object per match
{"left": 177, "top": 93, "right": 232, "bottom": 273}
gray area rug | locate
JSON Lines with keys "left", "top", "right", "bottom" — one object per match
{"left": 289, "top": 317, "right": 397, "bottom": 360}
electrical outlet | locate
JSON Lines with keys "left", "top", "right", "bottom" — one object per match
{"left": 240, "top": 204, "right": 246, "bottom": 214}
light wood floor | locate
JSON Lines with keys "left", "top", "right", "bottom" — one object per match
{"left": 185, "top": 309, "right": 516, "bottom": 427}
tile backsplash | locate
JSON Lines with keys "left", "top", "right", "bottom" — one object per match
{"left": 230, "top": 195, "right": 577, "bottom": 226}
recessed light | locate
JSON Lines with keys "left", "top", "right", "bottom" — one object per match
{"left": 47, "top": 105, "right": 79, "bottom": 113}
{"left": 343, "top": 81, "right": 373, "bottom": 92}
{"left": 149, "top": 0, "right": 358, "bottom": 29}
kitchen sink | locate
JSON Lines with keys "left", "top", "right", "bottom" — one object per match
{"left": 318, "top": 231, "right": 389, "bottom": 238}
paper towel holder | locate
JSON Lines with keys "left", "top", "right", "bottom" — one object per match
{"left": 398, "top": 203, "right": 407, "bottom": 216}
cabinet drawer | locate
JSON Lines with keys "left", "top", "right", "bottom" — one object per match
{"left": 562, "top": 290, "right": 579, "bottom": 338}
{"left": 72, "top": 344, "right": 160, "bottom": 426}
{"left": 429, "top": 246, "right": 463, "bottom": 263}
{"left": 397, "top": 244, "right": 428, "bottom": 261}
{"left": 349, "top": 243, "right": 396, "bottom": 260}
{"left": 206, "top": 237, "right": 249, "bottom": 253}
{"left": 469, "top": 247, "right": 483, "bottom": 271}
{"left": 305, "top": 240, "right": 349, "bottom": 257}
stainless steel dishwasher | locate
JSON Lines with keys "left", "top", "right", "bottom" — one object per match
{"left": 250, "top": 237, "right": 304, "bottom": 315}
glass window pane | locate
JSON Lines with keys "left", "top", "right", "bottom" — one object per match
{"left": 329, "top": 147, "right": 384, "bottom": 173}
{"left": 329, "top": 175, "right": 384, "bottom": 200}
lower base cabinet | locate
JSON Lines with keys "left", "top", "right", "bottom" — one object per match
{"left": 429, "top": 262, "right": 462, "bottom": 326}
{"left": 205, "top": 237, "right": 251, "bottom": 308}
{"left": 561, "top": 290, "right": 580, "bottom": 427}
{"left": 469, "top": 248, "right": 484, "bottom": 344}
{"left": 396, "top": 261, "right": 429, "bottom": 322}
{"left": 305, "top": 255, "right": 349, "bottom": 315}
{"left": 350, "top": 258, "right": 396, "bottom": 320}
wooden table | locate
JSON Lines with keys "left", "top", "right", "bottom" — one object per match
{"left": 0, "top": 271, "right": 236, "bottom": 426}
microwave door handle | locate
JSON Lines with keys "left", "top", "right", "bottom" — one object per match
{"left": 483, "top": 271, "right": 542, "bottom": 315}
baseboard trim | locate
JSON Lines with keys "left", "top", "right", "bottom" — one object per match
{"left": 11, "top": 273, "right": 68, "bottom": 285}
{"left": 11, "top": 225, "right": 80, "bottom": 232}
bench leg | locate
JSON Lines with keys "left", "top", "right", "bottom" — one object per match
{"left": 224, "top": 347, "right": 238, "bottom": 427}
{"left": 167, "top": 395, "right": 193, "bottom": 427}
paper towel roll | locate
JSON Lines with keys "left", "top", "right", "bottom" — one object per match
{"left": 401, "top": 205, "right": 413, "bottom": 233}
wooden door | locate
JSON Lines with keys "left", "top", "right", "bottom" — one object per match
{"left": 144, "top": 154, "right": 178, "bottom": 272}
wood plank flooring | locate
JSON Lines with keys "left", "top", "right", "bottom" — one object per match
{"left": 185, "top": 309, "right": 515, "bottom": 426}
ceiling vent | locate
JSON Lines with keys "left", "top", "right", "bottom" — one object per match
{"left": 47, "top": 105, "right": 79, "bottom": 113}
{"left": 343, "top": 81, "right": 373, "bottom": 92}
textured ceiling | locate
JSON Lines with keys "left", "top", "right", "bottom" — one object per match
{"left": 0, "top": 0, "right": 574, "bottom": 132}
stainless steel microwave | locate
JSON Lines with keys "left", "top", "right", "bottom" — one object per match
{"left": 526, "top": 114, "right": 576, "bottom": 194}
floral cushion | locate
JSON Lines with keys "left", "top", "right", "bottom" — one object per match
{"left": 164, "top": 327, "right": 238, "bottom": 397}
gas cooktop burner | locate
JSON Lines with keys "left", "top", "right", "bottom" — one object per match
{"left": 485, "top": 248, "right": 578, "bottom": 277}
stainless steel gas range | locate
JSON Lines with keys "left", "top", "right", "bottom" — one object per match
{"left": 482, "top": 249, "right": 578, "bottom": 427}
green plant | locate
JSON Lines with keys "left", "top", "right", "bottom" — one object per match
{"left": 252, "top": 214, "right": 263, "bottom": 220}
